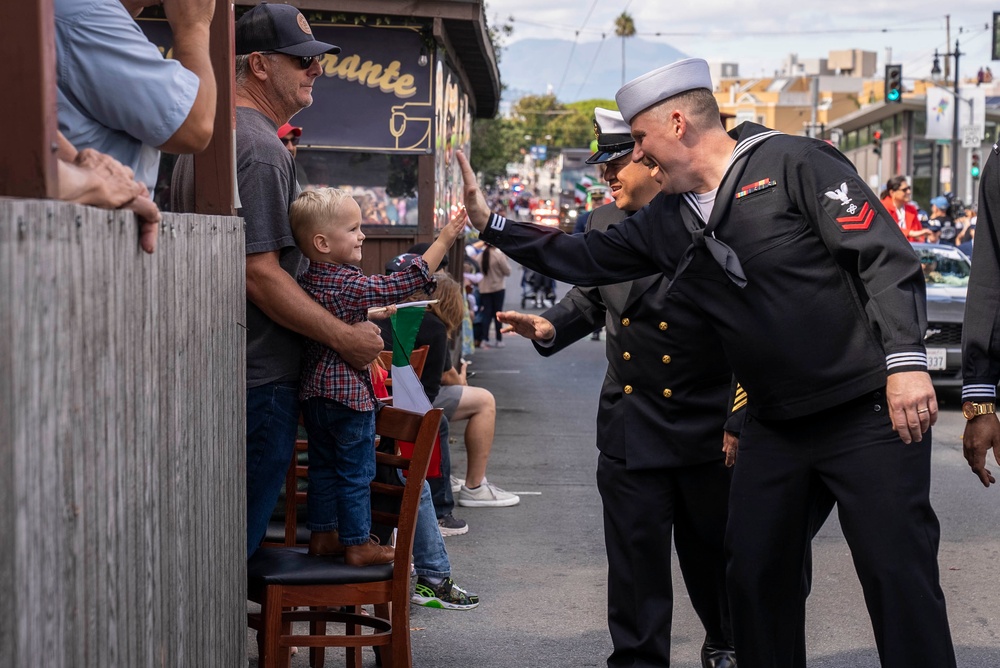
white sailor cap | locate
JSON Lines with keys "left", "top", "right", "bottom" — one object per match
{"left": 615, "top": 58, "right": 713, "bottom": 123}
{"left": 586, "top": 108, "right": 634, "bottom": 164}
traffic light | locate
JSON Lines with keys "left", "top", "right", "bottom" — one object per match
{"left": 972, "top": 152, "right": 981, "bottom": 179}
{"left": 872, "top": 130, "right": 882, "bottom": 156}
{"left": 884, "top": 64, "right": 903, "bottom": 103}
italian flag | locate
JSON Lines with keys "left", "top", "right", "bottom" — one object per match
{"left": 387, "top": 301, "right": 442, "bottom": 477}
{"left": 388, "top": 302, "right": 433, "bottom": 415}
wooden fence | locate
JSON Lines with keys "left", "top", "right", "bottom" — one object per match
{"left": 0, "top": 199, "right": 246, "bottom": 667}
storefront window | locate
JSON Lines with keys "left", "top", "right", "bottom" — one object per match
{"left": 296, "top": 150, "right": 419, "bottom": 226}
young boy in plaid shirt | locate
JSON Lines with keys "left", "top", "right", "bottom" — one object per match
{"left": 290, "top": 188, "right": 467, "bottom": 566}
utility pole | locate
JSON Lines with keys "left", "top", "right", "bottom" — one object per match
{"left": 945, "top": 15, "right": 951, "bottom": 81}
{"left": 932, "top": 39, "right": 964, "bottom": 195}
{"left": 950, "top": 40, "right": 961, "bottom": 196}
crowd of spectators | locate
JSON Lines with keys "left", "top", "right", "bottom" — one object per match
{"left": 879, "top": 174, "right": 979, "bottom": 259}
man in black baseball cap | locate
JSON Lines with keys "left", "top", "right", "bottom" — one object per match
{"left": 235, "top": 2, "right": 340, "bottom": 57}
{"left": 173, "top": 2, "right": 386, "bottom": 560}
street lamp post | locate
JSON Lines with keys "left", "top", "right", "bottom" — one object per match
{"left": 931, "top": 40, "right": 963, "bottom": 196}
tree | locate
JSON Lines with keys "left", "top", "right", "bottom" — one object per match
{"left": 549, "top": 98, "right": 619, "bottom": 148}
{"left": 614, "top": 12, "right": 636, "bottom": 87}
{"left": 470, "top": 116, "right": 521, "bottom": 184}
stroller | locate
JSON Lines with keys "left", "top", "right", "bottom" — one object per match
{"left": 520, "top": 268, "right": 557, "bottom": 309}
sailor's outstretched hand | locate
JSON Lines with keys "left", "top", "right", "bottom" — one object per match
{"left": 456, "top": 150, "right": 491, "bottom": 232}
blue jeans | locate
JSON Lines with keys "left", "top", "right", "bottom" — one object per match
{"left": 405, "top": 474, "right": 451, "bottom": 579}
{"left": 301, "top": 397, "right": 376, "bottom": 546}
{"left": 427, "top": 415, "right": 454, "bottom": 519}
{"left": 246, "top": 382, "right": 300, "bottom": 558}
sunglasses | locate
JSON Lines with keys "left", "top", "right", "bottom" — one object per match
{"left": 260, "top": 51, "right": 320, "bottom": 70}
{"left": 281, "top": 135, "right": 300, "bottom": 146}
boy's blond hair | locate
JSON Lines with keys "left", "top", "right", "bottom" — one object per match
{"left": 289, "top": 187, "right": 355, "bottom": 251}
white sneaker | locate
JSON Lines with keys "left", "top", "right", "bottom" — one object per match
{"left": 450, "top": 475, "right": 465, "bottom": 494}
{"left": 457, "top": 478, "right": 520, "bottom": 507}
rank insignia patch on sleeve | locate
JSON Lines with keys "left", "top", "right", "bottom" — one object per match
{"left": 822, "top": 180, "right": 875, "bottom": 231}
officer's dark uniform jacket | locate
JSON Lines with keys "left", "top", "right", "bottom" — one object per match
{"left": 482, "top": 122, "right": 928, "bottom": 421}
{"left": 962, "top": 144, "right": 1000, "bottom": 403}
{"left": 534, "top": 202, "right": 732, "bottom": 469}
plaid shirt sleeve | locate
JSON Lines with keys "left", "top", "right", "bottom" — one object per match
{"left": 297, "top": 260, "right": 436, "bottom": 411}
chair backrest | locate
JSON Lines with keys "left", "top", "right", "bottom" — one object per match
{"left": 378, "top": 344, "right": 430, "bottom": 388}
{"left": 370, "top": 405, "right": 443, "bottom": 615}
{"left": 370, "top": 405, "right": 442, "bottom": 542}
{"left": 265, "top": 347, "right": 434, "bottom": 549}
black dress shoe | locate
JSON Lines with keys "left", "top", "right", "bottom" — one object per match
{"left": 701, "top": 640, "right": 737, "bottom": 668}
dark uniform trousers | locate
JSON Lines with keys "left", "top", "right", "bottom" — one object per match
{"left": 598, "top": 453, "right": 732, "bottom": 668}
{"left": 536, "top": 202, "right": 738, "bottom": 666}
{"left": 727, "top": 392, "right": 956, "bottom": 668}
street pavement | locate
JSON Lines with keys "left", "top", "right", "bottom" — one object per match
{"left": 251, "top": 269, "right": 1000, "bottom": 667}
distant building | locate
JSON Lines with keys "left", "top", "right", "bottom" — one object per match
{"left": 712, "top": 49, "right": 879, "bottom": 138}
{"left": 827, "top": 49, "right": 878, "bottom": 78}
{"left": 714, "top": 75, "right": 864, "bottom": 137}
{"left": 708, "top": 61, "right": 740, "bottom": 83}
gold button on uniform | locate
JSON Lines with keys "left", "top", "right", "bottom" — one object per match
{"left": 624, "top": 385, "right": 633, "bottom": 394}
{"left": 661, "top": 355, "right": 671, "bottom": 364}
{"left": 658, "top": 322, "right": 669, "bottom": 331}
{"left": 623, "top": 352, "right": 631, "bottom": 361}
{"left": 621, "top": 317, "right": 631, "bottom": 327}
{"left": 662, "top": 388, "right": 673, "bottom": 398}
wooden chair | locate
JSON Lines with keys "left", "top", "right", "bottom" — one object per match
{"left": 247, "top": 406, "right": 444, "bottom": 668}
{"left": 378, "top": 344, "right": 430, "bottom": 389}
{"left": 262, "top": 345, "right": 432, "bottom": 549}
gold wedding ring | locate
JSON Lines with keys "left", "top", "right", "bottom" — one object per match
{"left": 917, "top": 408, "right": 930, "bottom": 414}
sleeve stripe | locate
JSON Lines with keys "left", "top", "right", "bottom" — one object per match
{"left": 962, "top": 384, "right": 998, "bottom": 401}
{"left": 488, "top": 213, "right": 507, "bottom": 232}
{"left": 885, "top": 352, "right": 928, "bottom": 370}
{"left": 731, "top": 397, "right": 748, "bottom": 412}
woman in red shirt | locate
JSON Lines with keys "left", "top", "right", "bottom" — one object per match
{"left": 880, "top": 175, "right": 932, "bottom": 242}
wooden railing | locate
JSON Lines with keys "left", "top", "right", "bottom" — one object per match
{"left": 0, "top": 200, "right": 245, "bottom": 667}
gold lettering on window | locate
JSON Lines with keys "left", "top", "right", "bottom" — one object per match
{"left": 320, "top": 54, "right": 417, "bottom": 99}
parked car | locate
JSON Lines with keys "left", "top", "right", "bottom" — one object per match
{"left": 912, "top": 243, "right": 970, "bottom": 388}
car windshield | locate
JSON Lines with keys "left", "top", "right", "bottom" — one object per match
{"left": 917, "top": 246, "right": 970, "bottom": 287}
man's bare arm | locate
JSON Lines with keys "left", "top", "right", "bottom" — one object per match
{"left": 246, "top": 251, "right": 383, "bottom": 369}
{"left": 158, "top": 0, "right": 217, "bottom": 153}
{"left": 456, "top": 150, "right": 492, "bottom": 231}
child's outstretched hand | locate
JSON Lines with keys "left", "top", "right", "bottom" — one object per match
{"left": 440, "top": 207, "right": 468, "bottom": 246}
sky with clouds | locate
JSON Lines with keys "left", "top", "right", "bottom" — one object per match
{"left": 484, "top": 1, "right": 998, "bottom": 85}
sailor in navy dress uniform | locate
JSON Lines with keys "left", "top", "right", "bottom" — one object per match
{"left": 456, "top": 58, "right": 956, "bottom": 668}
{"left": 509, "top": 108, "right": 737, "bottom": 668}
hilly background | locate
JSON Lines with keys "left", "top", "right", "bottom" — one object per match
{"left": 499, "top": 37, "right": 688, "bottom": 105}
